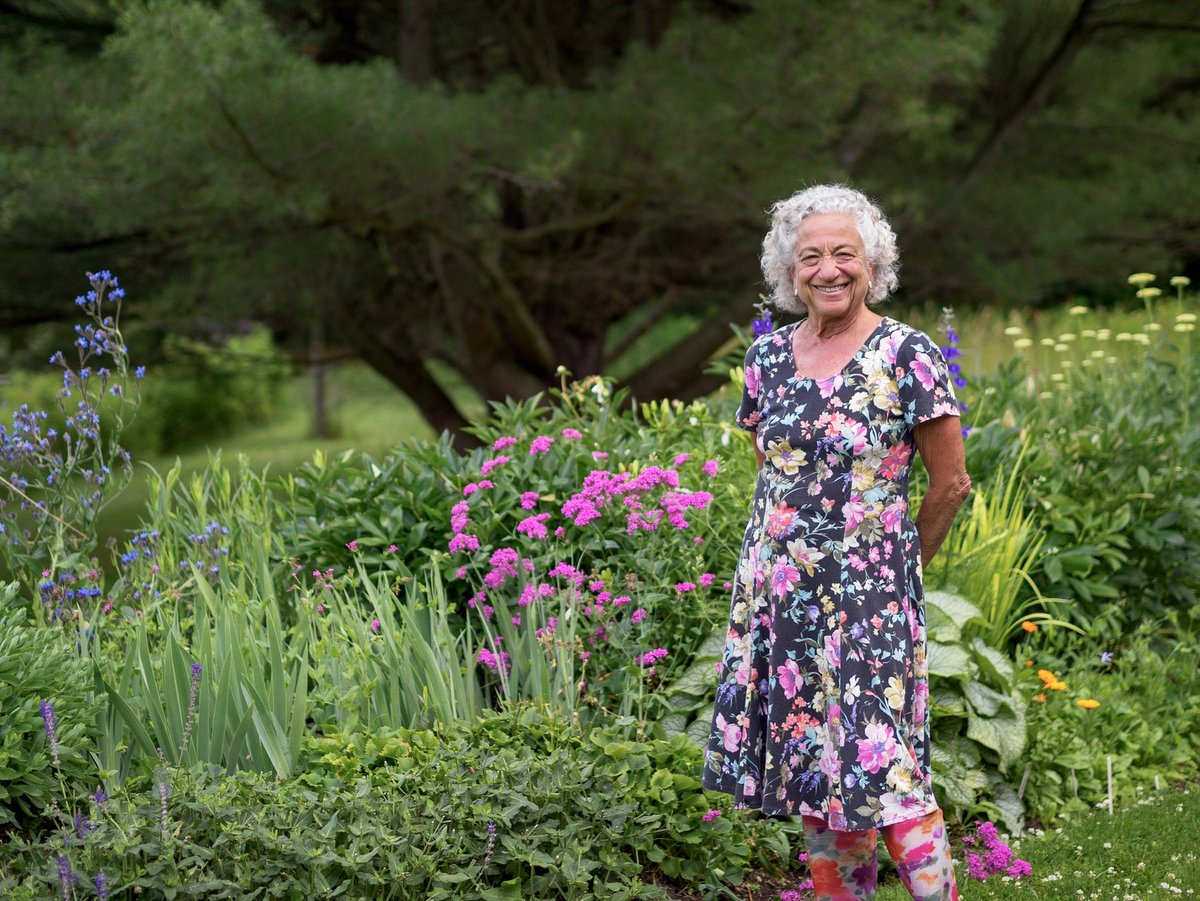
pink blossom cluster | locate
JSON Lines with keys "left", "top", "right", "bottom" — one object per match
{"left": 637, "top": 648, "right": 668, "bottom": 666}
{"left": 963, "top": 820, "right": 1032, "bottom": 881}
{"left": 701, "top": 809, "right": 721, "bottom": 823}
{"left": 483, "top": 548, "right": 530, "bottom": 590}
{"left": 449, "top": 500, "right": 480, "bottom": 553}
{"left": 477, "top": 647, "right": 510, "bottom": 675}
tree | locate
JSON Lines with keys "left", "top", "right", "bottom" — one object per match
{"left": 2, "top": 0, "right": 1197, "bottom": 440}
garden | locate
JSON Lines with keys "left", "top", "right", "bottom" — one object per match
{"left": 0, "top": 269, "right": 1197, "bottom": 900}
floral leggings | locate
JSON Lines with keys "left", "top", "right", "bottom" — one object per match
{"left": 801, "top": 809, "right": 958, "bottom": 900}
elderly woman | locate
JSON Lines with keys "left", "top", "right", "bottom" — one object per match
{"left": 702, "top": 185, "right": 968, "bottom": 900}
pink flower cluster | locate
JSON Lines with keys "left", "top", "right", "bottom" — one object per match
{"left": 963, "top": 820, "right": 1032, "bottom": 881}
{"left": 449, "top": 500, "right": 480, "bottom": 553}
{"left": 637, "top": 648, "right": 668, "bottom": 667}
{"left": 477, "top": 647, "right": 510, "bottom": 675}
{"left": 701, "top": 809, "right": 721, "bottom": 823}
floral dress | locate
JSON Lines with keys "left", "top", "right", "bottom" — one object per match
{"left": 702, "top": 317, "right": 960, "bottom": 832}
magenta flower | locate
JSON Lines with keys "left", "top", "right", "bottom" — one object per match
{"left": 480, "top": 456, "right": 509, "bottom": 476}
{"left": 449, "top": 533, "right": 480, "bottom": 553}
{"left": 346, "top": 540, "right": 359, "bottom": 551}
{"left": 492, "top": 436, "right": 516, "bottom": 450}
{"left": 637, "top": 648, "right": 669, "bottom": 666}
{"left": 630, "top": 607, "right": 647, "bottom": 624}
{"left": 516, "top": 513, "right": 551, "bottom": 539}
{"left": 675, "top": 581, "right": 696, "bottom": 593}
{"left": 701, "top": 459, "right": 720, "bottom": 477}
{"left": 454, "top": 566, "right": 468, "bottom": 579}
{"left": 529, "top": 435, "right": 554, "bottom": 454}
{"left": 592, "top": 451, "right": 608, "bottom": 460}
{"left": 673, "top": 453, "right": 690, "bottom": 467}
{"left": 462, "top": 483, "right": 479, "bottom": 496}
{"left": 370, "top": 619, "right": 380, "bottom": 632}
{"left": 701, "top": 809, "right": 721, "bottom": 823}
{"left": 479, "top": 479, "right": 493, "bottom": 489}
{"left": 561, "top": 427, "right": 583, "bottom": 440}
{"left": 519, "top": 491, "right": 540, "bottom": 509}
{"left": 699, "top": 572, "right": 715, "bottom": 587}
{"left": 387, "top": 544, "right": 398, "bottom": 553}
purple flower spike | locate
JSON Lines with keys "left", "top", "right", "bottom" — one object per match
{"left": 40, "top": 700, "right": 61, "bottom": 768}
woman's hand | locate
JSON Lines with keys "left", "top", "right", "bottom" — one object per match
{"left": 913, "top": 416, "right": 971, "bottom": 568}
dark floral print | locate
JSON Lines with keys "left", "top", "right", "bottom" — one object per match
{"left": 702, "top": 317, "right": 960, "bottom": 831}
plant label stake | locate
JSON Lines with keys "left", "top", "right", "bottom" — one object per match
{"left": 1017, "top": 761, "right": 1033, "bottom": 800}
{"left": 1106, "top": 755, "right": 1114, "bottom": 816}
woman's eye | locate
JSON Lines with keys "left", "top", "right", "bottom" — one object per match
{"left": 799, "top": 256, "right": 821, "bottom": 267}
{"left": 835, "top": 252, "right": 856, "bottom": 263}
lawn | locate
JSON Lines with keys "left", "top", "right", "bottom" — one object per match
{"left": 873, "top": 786, "right": 1200, "bottom": 900}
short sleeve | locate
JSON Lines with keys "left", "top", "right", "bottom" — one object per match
{"left": 735, "top": 339, "right": 764, "bottom": 432}
{"left": 896, "top": 331, "right": 960, "bottom": 428}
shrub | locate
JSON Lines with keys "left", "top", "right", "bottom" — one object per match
{"left": 0, "top": 595, "right": 100, "bottom": 828}
{"left": 0, "top": 707, "right": 788, "bottom": 900}
{"left": 1018, "top": 622, "right": 1200, "bottom": 826}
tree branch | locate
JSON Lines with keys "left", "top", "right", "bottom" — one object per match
{"left": 961, "top": 0, "right": 1097, "bottom": 184}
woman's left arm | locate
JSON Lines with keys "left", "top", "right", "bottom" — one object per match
{"left": 913, "top": 415, "right": 971, "bottom": 568}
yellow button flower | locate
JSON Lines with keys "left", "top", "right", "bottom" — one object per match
{"left": 1127, "top": 272, "right": 1156, "bottom": 287}
{"left": 1076, "top": 698, "right": 1101, "bottom": 709}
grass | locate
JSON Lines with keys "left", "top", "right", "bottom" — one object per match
{"left": 873, "top": 786, "right": 1200, "bottom": 900}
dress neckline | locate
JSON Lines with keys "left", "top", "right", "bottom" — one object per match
{"left": 790, "top": 316, "right": 890, "bottom": 382}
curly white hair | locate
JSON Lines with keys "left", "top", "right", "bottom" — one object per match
{"left": 760, "top": 184, "right": 899, "bottom": 314}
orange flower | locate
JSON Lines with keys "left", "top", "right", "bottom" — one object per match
{"left": 1037, "top": 669, "right": 1057, "bottom": 685}
{"left": 1021, "top": 621, "right": 1038, "bottom": 633}
{"left": 1076, "top": 698, "right": 1101, "bottom": 709}
{"left": 1025, "top": 660, "right": 1034, "bottom": 667}
{"left": 1048, "top": 680, "right": 1068, "bottom": 690}
{"left": 1033, "top": 693, "right": 1047, "bottom": 703}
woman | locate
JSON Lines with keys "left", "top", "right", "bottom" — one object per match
{"left": 702, "top": 184, "right": 968, "bottom": 900}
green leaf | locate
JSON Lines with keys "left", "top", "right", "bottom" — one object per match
{"left": 927, "top": 640, "right": 971, "bottom": 678}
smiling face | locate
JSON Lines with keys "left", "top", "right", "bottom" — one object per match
{"left": 791, "top": 213, "right": 871, "bottom": 319}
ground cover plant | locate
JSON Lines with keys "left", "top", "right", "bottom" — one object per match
{"left": 0, "top": 271, "right": 1197, "bottom": 898}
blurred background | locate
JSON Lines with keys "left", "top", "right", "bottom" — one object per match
{"left": 1, "top": 0, "right": 1197, "bottom": 456}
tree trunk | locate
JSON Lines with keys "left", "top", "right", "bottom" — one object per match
{"left": 398, "top": 0, "right": 433, "bottom": 85}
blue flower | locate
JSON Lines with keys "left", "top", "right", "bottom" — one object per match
{"left": 135, "top": 366, "right": 146, "bottom": 379}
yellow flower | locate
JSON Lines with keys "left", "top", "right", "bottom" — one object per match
{"left": 1021, "top": 621, "right": 1038, "bottom": 633}
{"left": 1060, "top": 360, "right": 1074, "bottom": 368}
{"left": 1145, "top": 322, "right": 1162, "bottom": 332}
{"left": 1136, "top": 287, "right": 1162, "bottom": 300}
{"left": 1048, "top": 680, "right": 1068, "bottom": 691}
{"left": 1040, "top": 337, "right": 1056, "bottom": 347}
{"left": 1175, "top": 323, "right": 1195, "bottom": 333}
{"left": 1090, "top": 350, "right": 1106, "bottom": 359}
{"left": 765, "top": 438, "right": 806, "bottom": 475}
{"left": 1039, "top": 391, "right": 1054, "bottom": 400}
{"left": 1115, "top": 332, "right": 1133, "bottom": 342}
{"left": 884, "top": 675, "right": 906, "bottom": 710}
{"left": 1176, "top": 313, "right": 1196, "bottom": 323}
{"left": 1068, "top": 305, "right": 1089, "bottom": 316}
{"left": 1004, "top": 326, "right": 1025, "bottom": 336}
{"left": 1134, "top": 333, "right": 1151, "bottom": 345}
{"left": 1033, "top": 693, "right": 1047, "bottom": 703}
{"left": 1037, "top": 669, "right": 1057, "bottom": 685}
{"left": 1076, "top": 698, "right": 1101, "bottom": 710}
{"left": 1095, "top": 329, "right": 1111, "bottom": 340}
{"left": 1127, "top": 272, "right": 1156, "bottom": 287}
{"left": 1050, "top": 372, "right": 1065, "bottom": 382}
{"left": 1014, "top": 337, "right": 1033, "bottom": 349}
{"left": 1169, "top": 276, "right": 1191, "bottom": 287}
{"left": 1081, "top": 329, "right": 1096, "bottom": 338}
{"left": 1058, "top": 333, "right": 1077, "bottom": 342}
